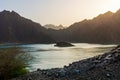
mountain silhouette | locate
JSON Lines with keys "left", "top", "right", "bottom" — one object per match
{"left": 0, "top": 10, "right": 54, "bottom": 43}
{"left": 1, "top": 9, "right": 120, "bottom": 44}
{"left": 53, "top": 9, "right": 120, "bottom": 44}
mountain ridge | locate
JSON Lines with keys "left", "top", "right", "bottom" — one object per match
{"left": 0, "top": 10, "right": 54, "bottom": 43}
{"left": 60, "top": 9, "right": 120, "bottom": 44}
{"left": 1, "top": 9, "right": 120, "bottom": 44}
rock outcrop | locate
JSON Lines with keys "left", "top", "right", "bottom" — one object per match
{"left": 13, "top": 45, "right": 120, "bottom": 80}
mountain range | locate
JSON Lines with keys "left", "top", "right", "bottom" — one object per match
{"left": 0, "top": 9, "right": 120, "bottom": 44}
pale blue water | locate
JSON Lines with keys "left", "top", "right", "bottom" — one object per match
{"left": 0, "top": 43, "right": 116, "bottom": 71}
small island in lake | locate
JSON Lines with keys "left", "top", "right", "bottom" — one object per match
{"left": 54, "top": 42, "right": 74, "bottom": 47}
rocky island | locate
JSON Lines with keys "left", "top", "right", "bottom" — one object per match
{"left": 13, "top": 45, "right": 120, "bottom": 80}
{"left": 54, "top": 42, "right": 74, "bottom": 47}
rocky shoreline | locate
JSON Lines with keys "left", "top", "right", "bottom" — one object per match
{"left": 13, "top": 45, "right": 120, "bottom": 80}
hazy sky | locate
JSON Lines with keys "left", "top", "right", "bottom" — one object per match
{"left": 0, "top": 0, "right": 120, "bottom": 26}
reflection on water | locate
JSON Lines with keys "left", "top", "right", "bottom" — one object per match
{"left": 0, "top": 43, "right": 116, "bottom": 71}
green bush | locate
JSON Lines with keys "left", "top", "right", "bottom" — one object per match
{"left": 0, "top": 47, "right": 29, "bottom": 80}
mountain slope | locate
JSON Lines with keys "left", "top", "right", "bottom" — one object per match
{"left": 59, "top": 10, "right": 120, "bottom": 44}
{"left": 0, "top": 10, "right": 54, "bottom": 43}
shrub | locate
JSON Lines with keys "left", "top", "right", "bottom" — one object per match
{"left": 0, "top": 47, "right": 29, "bottom": 80}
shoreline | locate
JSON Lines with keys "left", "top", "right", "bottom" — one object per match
{"left": 13, "top": 45, "right": 120, "bottom": 80}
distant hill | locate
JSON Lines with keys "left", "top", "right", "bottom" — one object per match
{"left": 0, "top": 10, "right": 54, "bottom": 43}
{"left": 44, "top": 24, "right": 64, "bottom": 30}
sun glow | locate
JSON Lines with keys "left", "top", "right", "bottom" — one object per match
{"left": 104, "top": 0, "right": 120, "bottom": 12}
{"left": 1, "top": 0, "right": 120, "bottom": 26}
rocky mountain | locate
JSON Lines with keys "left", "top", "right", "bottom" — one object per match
{"left": 1, "top": 9, "right": 120, "bottom": 44}
{"left": 44, "top": 24, "right": 64, "bottom": 30}
{"left": 54, "top": 9, "right": 120, "bottom": 44}
{"left": 0, "top": 10, "right": 54, "bottom": 43}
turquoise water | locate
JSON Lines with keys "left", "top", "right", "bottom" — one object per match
{"left": 0, "top": 43, "right": 116, "bottom": 71}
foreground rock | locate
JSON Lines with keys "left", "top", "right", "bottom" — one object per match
{"left": 13, "top": 45, "right": 120, "bottom": 80}
{"left": 54, "top": 42, "right": 74, "bottom": 47}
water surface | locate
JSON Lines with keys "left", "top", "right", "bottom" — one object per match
{"left": 0, "top": 43, "right": 116, "bottom": 71}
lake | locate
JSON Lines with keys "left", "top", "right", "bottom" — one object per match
{"left": 0, "top": 43, "right": 116, "bottom": 71}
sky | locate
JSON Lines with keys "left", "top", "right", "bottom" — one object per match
{"left": 0, "top": 0, "right": 120, "bottom": 26}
